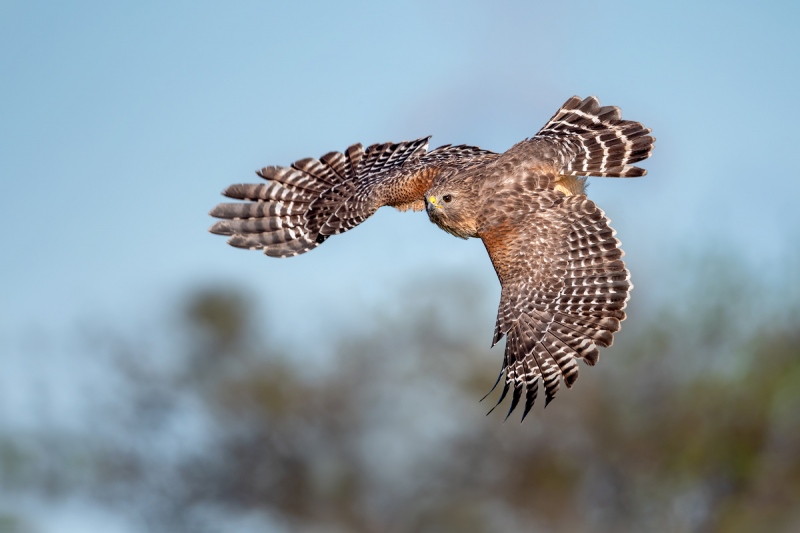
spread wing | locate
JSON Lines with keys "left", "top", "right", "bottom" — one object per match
{"left": 209, "top": 138, "right": 497, "bottom": 257}
{"left": 479, "top": 180, "right": 631, "bottom": 420}
{"left": 510, "top": 95, "right": 655, "bottom": 179}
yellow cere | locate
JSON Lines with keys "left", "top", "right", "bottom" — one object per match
{"left": 428, "top": 196, "right": 440, "bottom": 208}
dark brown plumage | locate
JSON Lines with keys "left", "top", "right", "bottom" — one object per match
{"left": 209, "top": 96, "right": 655, "bottom": 420}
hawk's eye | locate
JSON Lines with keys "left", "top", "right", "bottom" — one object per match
{"left": 442, "top": 194, "right": 453, "bottom": 203}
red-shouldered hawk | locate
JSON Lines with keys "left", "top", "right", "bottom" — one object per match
{"left": 210, "top": 96, "right": 655, "bottom": 420}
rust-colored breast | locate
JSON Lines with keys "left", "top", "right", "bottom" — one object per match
{"left": 479, "top": 220, "right": 518, "bottom": 284}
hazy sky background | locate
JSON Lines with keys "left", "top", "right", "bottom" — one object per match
{"left": 1, "top": 2, "right": 799, "bottom": 527}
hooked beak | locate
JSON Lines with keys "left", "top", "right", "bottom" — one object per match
{"left": 427, "top": 195, "right": 441, "bottom": 210}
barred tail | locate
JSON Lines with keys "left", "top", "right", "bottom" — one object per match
{"left": 209, "top": 138, "right": 430, "bottom": 257}
{"left": 536, "top": 96, "right": 655, "bottom": 178}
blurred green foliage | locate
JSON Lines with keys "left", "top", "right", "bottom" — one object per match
{"left": 1, "top": 264, "right": 799, "bottom": 532}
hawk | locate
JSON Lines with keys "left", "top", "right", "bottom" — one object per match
{"left": 209, "top": 96, "right": 655, "bottom": 420}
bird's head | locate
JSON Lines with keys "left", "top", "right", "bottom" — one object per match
{"left": 424, "top": 186, "right": 478, "bottom": 239}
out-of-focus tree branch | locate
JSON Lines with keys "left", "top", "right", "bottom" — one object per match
{"left": 2, "top": 262, "right": 799, "bottom": 532}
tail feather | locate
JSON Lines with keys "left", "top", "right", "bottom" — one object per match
{"left": 536, "top": 96, "right": 655, "bottom": 178}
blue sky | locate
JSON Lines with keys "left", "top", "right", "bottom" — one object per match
{"left": 2, "top": 0, "right": 799, "bottom": 414}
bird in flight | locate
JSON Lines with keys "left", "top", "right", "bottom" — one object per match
{"left": 209, "top": 96, "right": 655, "bottom": 420}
